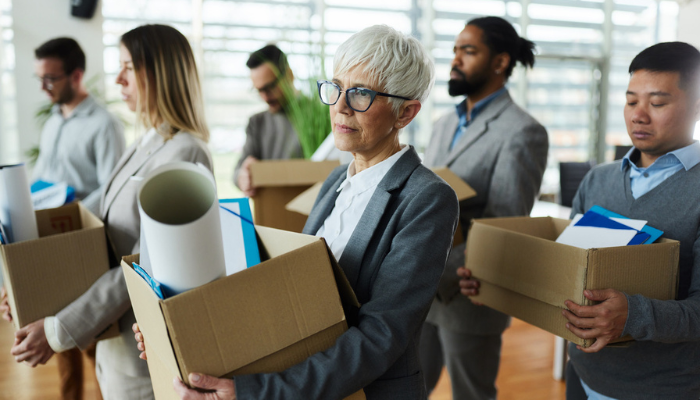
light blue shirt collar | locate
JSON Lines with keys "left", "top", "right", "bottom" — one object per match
{"left": 455, "top": 86, "right": 507, "bottom": 124}
{"left": 621, "top": 141, "right": 700, "bottom": 172}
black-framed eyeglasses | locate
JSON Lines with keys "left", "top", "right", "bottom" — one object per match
{"left": 317, "top": 80, "right": 412, "bottom": 112}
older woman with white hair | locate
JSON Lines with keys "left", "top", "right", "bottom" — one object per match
{"left": 134, "top": 25, "right": 459, "bottom": 400}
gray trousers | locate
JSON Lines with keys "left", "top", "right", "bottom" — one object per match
{"left": 419, "top": 321, "right": 502, "bottom": 400}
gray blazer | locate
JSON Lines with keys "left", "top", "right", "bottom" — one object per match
{"left": 54, "top": 132, "right": 213, "bottom": 378}
{"left": 423, "top": 91, "right": 548, "bottom": 334}
{"left": 232, "top": 110, "right": 303, "bottom": 187}
{"left": 235, "top": 146, "right": 459, "bottom": 400}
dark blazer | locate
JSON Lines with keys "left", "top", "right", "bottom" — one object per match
{"left": 235, "top": 146, "right": 459, "bottom": 400}
{"left": 423, "top": 91, "right": 549, "bottom": 334}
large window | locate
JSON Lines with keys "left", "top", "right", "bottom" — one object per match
{"left": 100, "top": 0, "right": 678, "bottom": 198}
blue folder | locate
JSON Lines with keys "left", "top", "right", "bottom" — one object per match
{"left": 0, "top": 221, "right": 7, "bottom": 244}
{"left": 589, "top": 205, "right": 663, "bottom": 244}
{"left": 575, "top": 211, "right": 650, "bottom": 246}
{"left": 132, "top": 262, "right": 166, "bottom": 300}
{"left": 30, "top": 180, "right": 76, "bottom": 204}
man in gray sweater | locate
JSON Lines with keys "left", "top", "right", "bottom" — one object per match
{"left": 563, "top": 42, "right": 700, "bottom": 399}
{"left": 461, "top": 42, "right": 700, "bottom": 399}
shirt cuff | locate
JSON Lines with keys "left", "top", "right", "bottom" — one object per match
{"left": 44, "top": 316, "right": 77, "bottom": 353}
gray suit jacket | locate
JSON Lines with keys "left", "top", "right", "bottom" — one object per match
{"left": 54, "top": 131, "right": 213, "bottom": 377}
{"left": 235, "top": 146, "right": 459, "bottom": 400}
{"left": 232, "top": 110, "right": 303, "bottom": 187}
{"left": 423, "top": 91, "right": 548, "bottom": 335}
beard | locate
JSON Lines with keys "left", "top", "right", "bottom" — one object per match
{"left": 448, "top": 67, "right": 488, "bottom": 97}
{"left": 54, "top": 83, "right": 75, "bottom": 105}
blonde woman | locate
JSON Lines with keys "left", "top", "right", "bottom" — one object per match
{"left": 10, "top": 24, "right": 213, "bottom": 400}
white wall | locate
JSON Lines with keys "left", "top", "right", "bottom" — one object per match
{"left": 9, "top": 0, "right": 104, "bottom": 165}
{"left": 678, "top": 0, "right": 700, "bottom": 49}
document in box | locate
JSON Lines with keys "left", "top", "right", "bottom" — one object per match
{"left": 559, "top": 209, "right": 651, "bottom": 248}
{"left": 30, "top": 180, "right": 76, "bottom": 210}
{"left": 572, "top": 214, "right": 647, "bottom": 230}
{"left": 219, "top": 198, "right": 261, "bottom": 275}
{"left": 576, "top": 211, "right": 650, "bottom": 245}
{"left": 556, "top": 225, "right": 638, "bottom": 249}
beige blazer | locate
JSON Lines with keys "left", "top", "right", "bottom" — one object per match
{"left": 55, "top": 131, "right": 213, "bottom": 379}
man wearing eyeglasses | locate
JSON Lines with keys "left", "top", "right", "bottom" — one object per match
{"left": 233, "top": 44, "right": 303, "bottom": 197}
{"left": 419, "top": 17, "right": 548, "bottom": 400}
{"left": 32, "top": 37, "right": 124, "bottom": 215}
{"left": 24, "top": 37, "right": 123, "bottom": 400}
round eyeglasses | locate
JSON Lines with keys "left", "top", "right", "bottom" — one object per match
{"left": 317, "top": 80, "right": 412, "bottom": 112}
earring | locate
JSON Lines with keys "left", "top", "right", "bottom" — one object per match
{"left": 495, "top": 70, "right": 501, "bottom": 75}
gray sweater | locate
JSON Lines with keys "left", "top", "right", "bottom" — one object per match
{"left": 569, "top": 160, "right": 700, "bottom": 400}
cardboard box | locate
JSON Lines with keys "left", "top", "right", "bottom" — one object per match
{"left": 0, "top": 202, "right": 118, "bottom": 339}
{"left": 467, "top": 216, "right": 680, "bottom": 347}
{"left": 250, "top": 160, "right": 339, "bottom": 233}
{"left": 285, "top": 166, "right": 475, "bottom": 247}
{"left": 431, "top": 167, "right": 476, "bottom": 246}
{"left": 122, "top": 225, "right": 365, "bottom": 400}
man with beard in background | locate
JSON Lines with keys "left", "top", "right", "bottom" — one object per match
{"left": 419, "top": 16, "right": 549, "bottom": 400}
{"left": 233, "top": 44, "right": 303, "bottom": 197}
{"left": 31, "top": 37, "right": 124, "bottom": 215}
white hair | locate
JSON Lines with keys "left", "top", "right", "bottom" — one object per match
{"left": 333, "top": 25, "right": 435, "bottom": 115}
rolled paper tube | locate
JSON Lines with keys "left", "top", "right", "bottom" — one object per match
{"left": 138, "top": 162, "right": 226, "bottom": 296}
{"left": 0, "top": 164, "right": 39, "bottom": 243}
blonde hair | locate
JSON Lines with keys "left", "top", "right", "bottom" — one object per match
{"left": 121, "top": 24, "right": 209, "bottom": 142}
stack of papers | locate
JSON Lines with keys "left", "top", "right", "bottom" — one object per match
{"left": 30, "top": 180, "right": 76, "bottom": 210}
{"left": 556, "top": 205, "right": 663, "bottom": 249}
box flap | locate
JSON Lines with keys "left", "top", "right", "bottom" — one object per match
{"left": 160, "top": 237, "right": 346, "bottom": 384}
{"left": 467, "top": 217, "right": 590, "bottom": 307}
{"left": 431, "top": 167, "right": 477, "bottom": 201}
{"left": 324, "top": 241, "right": 361, "bottom": 325}
{"left": 35, "top": 202, "right": 83, "bottom": 238}
{"left": 121, "top": 255, "right": 183, "bottom": 383}
{"left": 255, "top": 225, "right": 318, "bottom": 258}
{"left": 77, "top": 201, "right": 104, "bottom": 229}
{"left": 251, "top": 160, "right": 339, "bottom": 187}
{"left": 472, "top": 216, "right": 561, "bottom": 240}
{"left": 285, "top": 182, "right": 324, "bottom": 217}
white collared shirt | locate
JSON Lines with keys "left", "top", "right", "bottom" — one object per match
{"left": 317, "top": 145, "right": 410, "bottom": 260}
